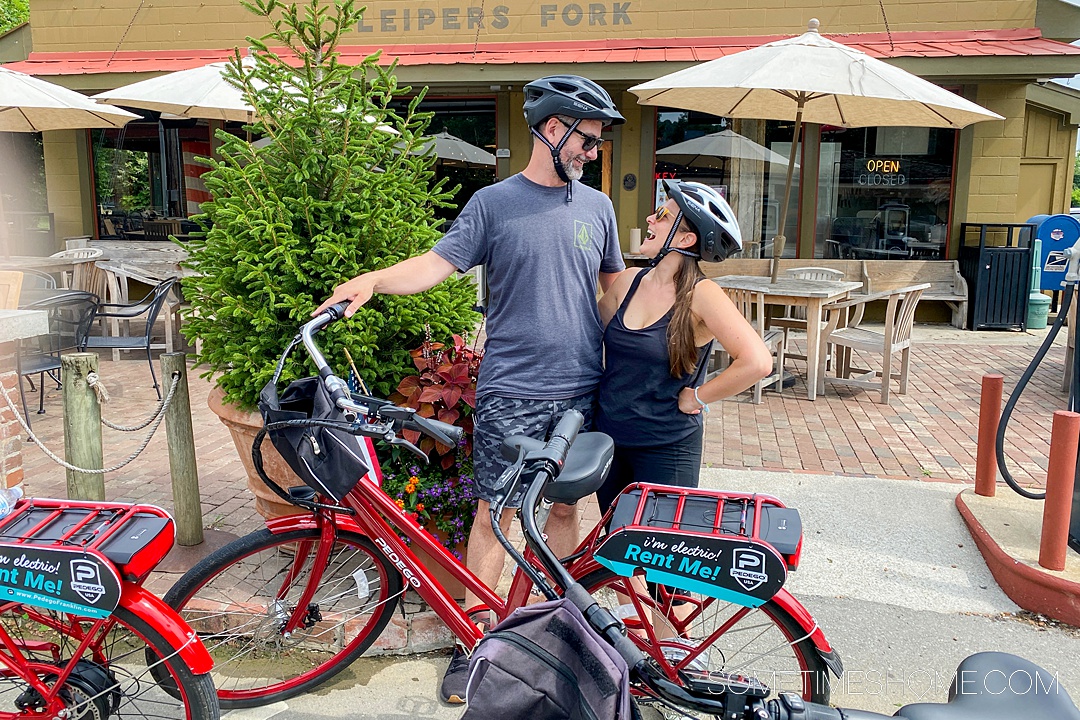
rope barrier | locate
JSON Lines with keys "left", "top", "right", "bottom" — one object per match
{"left": 0, "top": 369, "right": 183, "bottom": 474}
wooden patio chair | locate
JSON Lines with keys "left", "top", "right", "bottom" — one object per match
{"left": 771, "top": 266, "right": 848, "bottom": 368}
{"left": 49, "top": 247, "right": 103, "bottom": 288}
{"left": 714, "top": 287, "right": 786, "bottom": 403}
{"left": 819, "top": 283, "right": 929, "bottom": 404}
{"left": 0, "top": 272, "right": 24, "bottom": 310}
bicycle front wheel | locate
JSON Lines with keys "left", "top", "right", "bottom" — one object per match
{"left": 164, "top": 527, "right": 404, "bottom": 708}
{"left": 0, "top": 604, "right": 218, "bottom": 720}
{"left": 579, "top": 569, "right": 830, "bottom": 706}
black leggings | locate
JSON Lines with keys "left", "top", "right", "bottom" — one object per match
{"left": 596, "top": 426, "right": 703, "bottom": 514}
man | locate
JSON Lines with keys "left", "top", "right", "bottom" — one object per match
{"left": 314, "top": 74, "right": 625, "bottom": 703}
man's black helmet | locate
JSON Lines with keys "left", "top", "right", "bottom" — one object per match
{"left": 663, "top": 180, "right": 743, "bottom": 262}
{"left": 523, "top": 75, "right": 625, "bottom": 128}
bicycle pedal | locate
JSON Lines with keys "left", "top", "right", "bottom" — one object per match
{"left": 681, "top": 669, "right": 769, "bottom": 699}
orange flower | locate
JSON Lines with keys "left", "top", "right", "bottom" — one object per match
{"left": 405, "top": 483, "right": 417, "bottom": 494}
{"left": 416, "top": 503, "right": 425, "bottom": 513}
{"left": 395, "top": 499, "right": 405, "bottom": 509}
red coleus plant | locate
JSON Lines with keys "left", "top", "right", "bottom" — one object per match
{"left": 390, "top": 332, "right": 482, "bottom": 470}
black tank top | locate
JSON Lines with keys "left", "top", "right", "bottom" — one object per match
{"left": 597, "top": 269, "right": 711, "bottom": 448}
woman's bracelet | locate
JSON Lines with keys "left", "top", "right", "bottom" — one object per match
{"left": 693, "top": 386, "right": 709, "bottom": 413}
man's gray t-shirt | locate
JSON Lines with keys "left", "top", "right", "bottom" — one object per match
{"left": 433, "top": 174, "right": 624, "bottom": 400}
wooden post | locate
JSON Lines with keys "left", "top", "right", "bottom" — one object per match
{"left": 162, "top": 353, "right": 204, "bottom": 546}
{"left": 62, "top": 353, "right": 104, "bottom": 500}
{"left": 975, "top": 374, "right": 1003, "bottom": 497}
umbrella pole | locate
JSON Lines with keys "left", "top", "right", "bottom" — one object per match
{"left": 771, "top": 99, "right": 804, "bottom": 282}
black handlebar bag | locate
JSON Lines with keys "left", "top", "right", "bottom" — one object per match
{"left": 258, "top": 377, "right": 371, "bottom": 502}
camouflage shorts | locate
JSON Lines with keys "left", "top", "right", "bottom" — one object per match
{"left": 471, "top": 393, "right": 596, "bottom": 507}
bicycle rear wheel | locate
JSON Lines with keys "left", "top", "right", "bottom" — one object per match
{"left": 0, "top": 603, "right": 218, "bottom": 720}
{"left": 164, "top": 527, "right": 403, "bottom": 708}
{"left": 579, "top": 569, "right": 830, "bottom": 707}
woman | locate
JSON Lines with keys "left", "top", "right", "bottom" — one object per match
{"left": 595, "top": 179, "right": 773, "bottom": 513}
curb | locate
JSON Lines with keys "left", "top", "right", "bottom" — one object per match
{"left": 955, "top": 490, "right": 1080, "bottom": 627}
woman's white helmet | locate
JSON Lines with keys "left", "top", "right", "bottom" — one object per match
{"left": 663, "top": 180, "right": 742, "bottom": 262}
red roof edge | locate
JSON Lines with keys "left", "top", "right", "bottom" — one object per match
{"left": 6, "top": 28, "right": 1078, "bottom": 76}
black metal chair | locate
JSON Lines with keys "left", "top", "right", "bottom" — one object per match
{"left": 82, "top": 277, "right": 179, "bottom": 399}
{"left": 17, "top": 291, "right": 100, "bottom": 426}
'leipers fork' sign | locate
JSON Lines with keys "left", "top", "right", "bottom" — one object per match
{"left": 358, "top": 3, "right": 633, "bottom": 33}
{"left": 856, "top": 157, "right": 909, "bottom": 187}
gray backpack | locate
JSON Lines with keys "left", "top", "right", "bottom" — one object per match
{"left": 463, "top": 597, "right": 635, "bottom": 720}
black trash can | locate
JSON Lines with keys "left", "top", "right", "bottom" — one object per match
{"left": 958, "top": 223, "right": 1035, "bottom": 331}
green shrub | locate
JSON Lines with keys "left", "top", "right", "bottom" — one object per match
{"left": 181, "top": 0, "right": 479, "bottom": 409}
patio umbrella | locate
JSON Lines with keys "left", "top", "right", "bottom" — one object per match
{"left": 0, "top": 67, "right": 139, "bottom": 256}
{"left": 91, "top": 57, "right": 261, "bottom": 123}
{"left": 0, "top": 66, "right": 140, "bottom": 132}
{"left": 417, "top": 131, "right": 495, "bottom": 167}
{"left": 630, "top": 18, "right": 1003, "bottom": 279}
{"left": 656, "top": 129, "right": 796, "bottom": 173}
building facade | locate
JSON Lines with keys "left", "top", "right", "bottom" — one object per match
{"left": 5, "top": 0, "right": 1080, "bottom": 265}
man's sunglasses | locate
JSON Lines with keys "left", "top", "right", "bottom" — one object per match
{"left": 653, "top": 205, "right": 673, "bottom": 222}
{"left": 556, "top": 118, "right": 606, "bottom": 151}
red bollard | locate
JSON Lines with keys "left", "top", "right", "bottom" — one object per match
{"left": 1040, "top": 410, "right": 1080, "bottom": 571}
{"left": 975, "top": 374, "right": 1004, "bottom": 497}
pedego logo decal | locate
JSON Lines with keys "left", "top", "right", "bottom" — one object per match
{"left": 69, "top": 559, "right": 107, "bottom": 605}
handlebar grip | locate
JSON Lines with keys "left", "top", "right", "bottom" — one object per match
{"left": 324, "top": 301, "right": 352, "bottom": 321}
{"left": 406, "top": 415, "right": 464, "bottom": 448}
{"left": 547, "top": 409, "right": 584, "bottom": 464}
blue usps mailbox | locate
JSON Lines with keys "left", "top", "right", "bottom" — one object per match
{"left": 1027, "top": 214, "right": 1080, "bottom": 290}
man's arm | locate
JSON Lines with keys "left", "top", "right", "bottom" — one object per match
{"left": 314, "top": 250, "right": 458, "bottom": 317}
{"left": 599, "top": 271, "right": 620, "bottom": 293}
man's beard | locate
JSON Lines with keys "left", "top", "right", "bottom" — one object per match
{"left": 560, "top": 148, "right": 587, "bottom": 181}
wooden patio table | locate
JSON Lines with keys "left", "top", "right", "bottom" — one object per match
{"left": 712, "top": 275, "right": 863, "bottom": 400}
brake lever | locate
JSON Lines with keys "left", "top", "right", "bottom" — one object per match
{"left": 388, "top": 434, "right": 429, "bottom": 462}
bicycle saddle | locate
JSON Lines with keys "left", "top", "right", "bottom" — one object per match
{"left": 501, "top": 432, "right": 614, "bottom": 504}
{"left": 897, "top": 652, "right": 1079, "bottom": 720}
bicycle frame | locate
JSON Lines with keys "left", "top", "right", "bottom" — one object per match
{"left": 259, "top": 469, "right": 838, "bottom": 674}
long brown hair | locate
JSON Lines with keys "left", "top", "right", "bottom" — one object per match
{"left": 667, "top": 221, "right": 705, "bottom": 377}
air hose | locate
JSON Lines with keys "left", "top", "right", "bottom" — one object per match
{"left": 994, "top": 283, "right": 1075, "bottom": 500}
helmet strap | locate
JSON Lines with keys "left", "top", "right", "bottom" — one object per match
{"left": 648, "top": 210, "right": 699, "bottom": 266}
{"left": 530, "top": 119, "right": 577, "bottom": 202}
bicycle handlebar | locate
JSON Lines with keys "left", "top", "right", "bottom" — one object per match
{"left": 295, "top": 301, "right": 464, "bottom": 450}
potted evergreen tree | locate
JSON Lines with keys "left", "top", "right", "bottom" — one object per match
{"left": 182, "top": 0, "right": 479, "bottom": 518}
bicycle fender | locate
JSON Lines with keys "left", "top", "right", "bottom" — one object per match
{"left": 119, "top": 584, "right": 214, "bottom": 675}
{"left": 772, "top": 588, "right": 844, "bottom": 678}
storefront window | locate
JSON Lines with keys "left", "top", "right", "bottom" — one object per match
{"left": 91, "top": 119, "right": 213, "bottom": 239}
{"left": 654, "top": 110, "right": 800, "bottom": 259}
{"left": 393, "top": 96, "right": 496, "bottom": 226}
{"left": 817, "top": 126, "right": 955, "bottom": 260}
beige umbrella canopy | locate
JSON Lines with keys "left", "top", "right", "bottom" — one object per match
{"left": 420, "top": 131, "right": 496, "bottom": 167}
{"left": 92, "top": 57, "right": 261, "bottom": 123}
{"left": 631, "top": 18, "right": 1003, "bottom": 278}
{"left": 657, "top": 129, "right": 796, "bottom": 171}
{"left": 0, "top": 66, "right": 140, "bottom": 132}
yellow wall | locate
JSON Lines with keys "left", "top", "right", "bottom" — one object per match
{"left": 965, "top": 83, "right": 1027, "bottom": 224}
{"left": 30, "top": 0, "right": 1038, "bottom": 53}
{"left": 42, "top": 130, "right": 93, "bottom": 245}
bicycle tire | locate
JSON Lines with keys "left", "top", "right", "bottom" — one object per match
{"left": 578, "top": 568, "right": 830, "bottom": 707}
{"left": 0, "top": 603, "right": 219, "bottom": 720}
{"left": 163, "top": 527, "right": 403, "bottom": 708}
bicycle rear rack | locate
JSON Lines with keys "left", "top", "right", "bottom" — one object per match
{"left": 0, "top": 498, "right": 174, "bottom": 582}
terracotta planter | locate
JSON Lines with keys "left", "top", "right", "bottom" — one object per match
{"left": 412, "top": 523, "right": 467, "bottom": 602}
{"left": 207, "top": 386, "right": 307, "bottom": 521}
